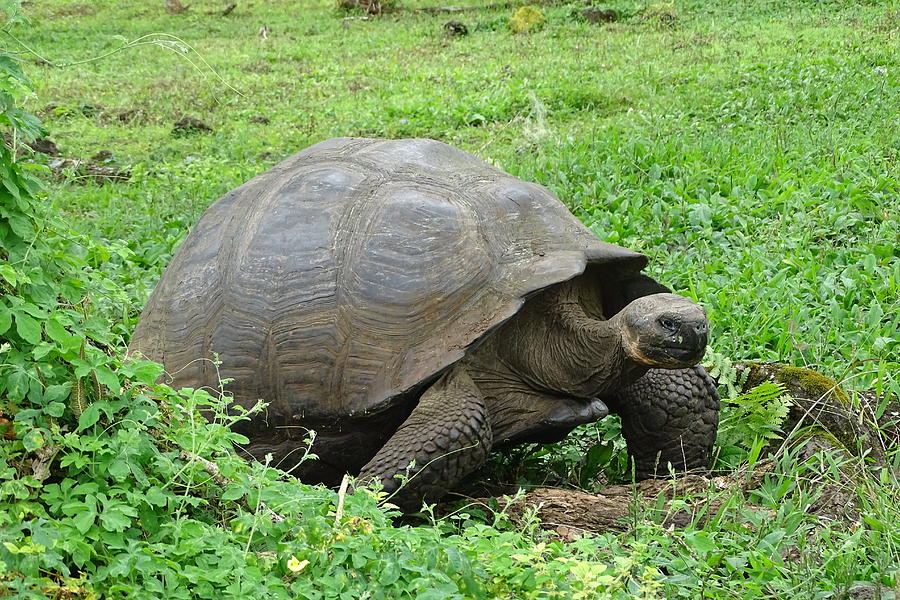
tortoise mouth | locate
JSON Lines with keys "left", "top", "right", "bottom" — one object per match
{"left": 629, "top": 343, "right": 705, "bottom": 368}
{"left": 641, "top": 327, "right": 708, "bottom": 367}
{"left": 655, "top": 344, "right": 706, "bottom": 365}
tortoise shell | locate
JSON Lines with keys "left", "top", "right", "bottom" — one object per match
{"left": 130, "top": 138, "right": 650, "bottom": 429}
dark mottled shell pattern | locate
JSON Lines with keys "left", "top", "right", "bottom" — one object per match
{"left": 129, "top": 138, "right": 648, "bottom": 429}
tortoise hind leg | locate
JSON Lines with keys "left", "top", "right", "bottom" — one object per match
{"left": 604, "top": 365, "right": 719, "bottom": 479}
{"left": 358, "top": 365, "right": 491, "bottom": 511}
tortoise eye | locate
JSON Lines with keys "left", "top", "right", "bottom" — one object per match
{"left": 658, "top": 317, "right": 678, "bottom": 332}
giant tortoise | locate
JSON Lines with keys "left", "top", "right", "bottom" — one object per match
{"left": 130, "top": 138, "right": 719, "bottom": 509}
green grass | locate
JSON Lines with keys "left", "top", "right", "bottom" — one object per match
{"left": 3, "top": 0, "right": 900, "bottom": 597}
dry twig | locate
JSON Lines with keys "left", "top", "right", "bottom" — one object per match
{"left": 179, "top": 449, "right": 285, "bottom": 523}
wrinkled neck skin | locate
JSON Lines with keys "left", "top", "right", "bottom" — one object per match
{"left": 467, "top": 283, "right": 647, "bottom": 402}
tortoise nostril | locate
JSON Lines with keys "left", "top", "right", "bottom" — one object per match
{"left": 694, "top": 322, "right": 709, "bottom": 335}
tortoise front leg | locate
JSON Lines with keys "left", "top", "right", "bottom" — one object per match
{"left": 358, "top": 365, "right": 491, "bottom": 511}
{"left": 489, "top": 394, "right": 609, "bottom": 448}
{"left": 604, "top": 365, "right": 719, "bottom": 479}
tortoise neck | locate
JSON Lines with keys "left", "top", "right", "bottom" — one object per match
{"left": 474, "top": 281, "right": 642, "bottom": 400}
{"left": 550, "top": 301, "right": 642, "bottom": 397}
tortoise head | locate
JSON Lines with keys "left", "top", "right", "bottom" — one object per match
{"left": 619, "top": 293, "right": 709, "bottom": 369}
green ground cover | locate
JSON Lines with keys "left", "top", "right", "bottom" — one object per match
{"left": 1, "top": 0, "right": 899, "bottom": 597}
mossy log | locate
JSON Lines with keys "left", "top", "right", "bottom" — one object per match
{"left": 734, "top": 362, "right": 892, "bottom": 463}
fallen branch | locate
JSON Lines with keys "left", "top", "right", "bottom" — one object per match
{"left": 458, "top": 462, "right": 777, "bottom": 537}
{"left": 179, "top": 450, "right": 230, "bottom": 486}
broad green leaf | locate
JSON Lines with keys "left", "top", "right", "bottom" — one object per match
{"left": 725, "top": 555, "right": 748, "bottom": 570}
{"left": 72, "top": 510, "right": 95, "bottom": 534}
{"left": 761, "top": 529, "right": 786, "bottom": 549}
{"left": 0, "top": 301, "right": 10, "bottom": 334}
{"left": 6, "top": 212, "right": 34, "bottom": 239}
{"left": 2, "top": 479, "right": 30, "bottom": 500}
{"left": 145, "top": 486, "right": 168, "bottom": 507}
{"left": 7, "top": 368, "right": 29, "bottom": 401}
{"left": 93, "top": 365, "right": 119, "bottom": 391}
{"left": 31, "top": 342, "right": 53, "bottom": 360}
{"left": 43, "top": 383, "right": 70, "bottom": 404}
{"left": 683, "top": 531, "right": 717, "bottom": 555}
{"left": 17, "top": 301, "right": 45, "bottom": 318}
{"left": 221, "top": 485, "right": 247, "bottom": 502}
{"left": 14, "top": 311, "right": 41, "bottom": 344}
{"left": 584, "top": 443, "right": 613, "bottom": 476}
{"left": 74, "top": 482, "right": 99, "bottom": 495}
{"left": 70, "top": 540, "right": 92, "bottom": 568}
{"left": 0, "top": 262, "right": 17, "bottom": 286}
{"left": 0, "top": 54, "right": 31, "bottom": 86}
{"left": 44, "top": 317, "right": 73, "bottom": 345}
{"left": 77, "top": 403, "right": 101, "bottom": 430}
{"left": 122, "top": 360, "right": 164, "bottom": 384}
{"left": 107, "top": 460, "right": 130, "bottom": 481}
{"left": 22, "top": 428, "right": 43, "bottom": 452}
{"left": 44, "top": 401, "right": 65, "bottom": 417}
{"left": 378, "top": 561, "right": 400, "bottom": 586}
{"left": 866, "top": 302, "right": 884, "bottom": 328}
